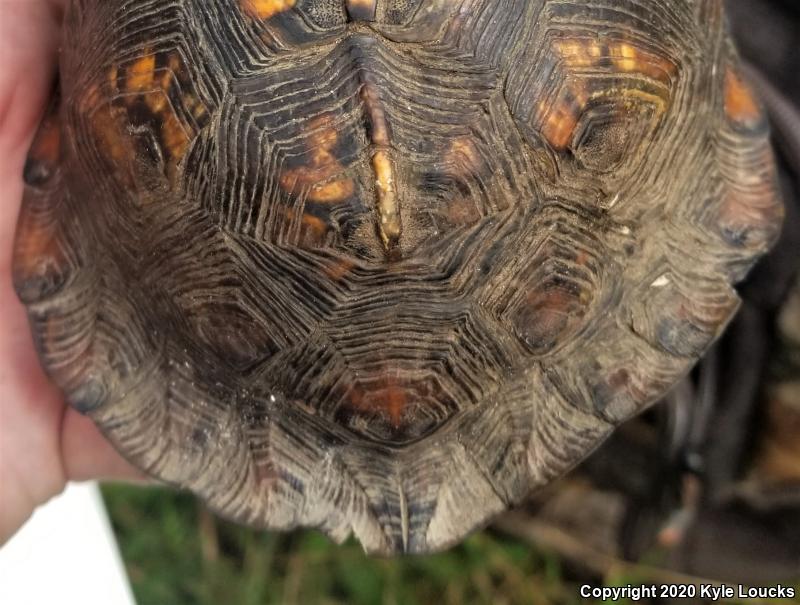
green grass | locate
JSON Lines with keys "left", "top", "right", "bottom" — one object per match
{"left": 103, "top": 483, "right": 800, "bottom": 605}
{"left": 102, "top": 483, "right": 583, "bottom": 605}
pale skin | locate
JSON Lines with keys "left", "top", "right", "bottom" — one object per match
{"left": 0, "top": 1, "right": 141, "bottom": 545}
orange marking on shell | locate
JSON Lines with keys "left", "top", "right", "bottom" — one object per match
{"left": 14, "top": 105, "right": 68, "bottom": 298}
{"left": 724, "top": 67, "right": 763, "bottom": 126}
{"left": 551, "top": 39, "right": 602, "bottom": 68}
{"left": 107, "top": 65, "right": 119, "bottom": 92}
{"left": 188, "top": 95, "right": 208, "bottom": 121}
{"left": 610, "top": 43, "right": 675, "bottom": 84}
{"left": 81, "top": 78, "right": 137, "bottom": 184}
{"left": 301, "top": 212, "right": 328, "bottom": 237}
{"left": 116, "top": 50, "right": 207, "bottom": 119}
{"left": 27, "top": 111, "right": 61, "bottom": 169}
{"left": 440, "top": 137, "right": 484, "bottom": 225}
{"left": 552, "top": 39, "right": 676, "bottom": 84}
{"left": 307, "top": 114, "right": 339, "bottom": 150}
{"left": 278, "top": 167, "right": 355, "bottom": 203}
{"left": 139, "top": 55, "right": 193, "bottom": 163}
{"left": 125, "top": 54, "right": 156, "bottom": 92}
{"left": 445, "top": 136, "right": 484, "bottom": 174}
{"left": 89, "top": 105, "right": 137, "bottom": 185}
{"left": 279, "top": 114, "right": 355, "bottom": 204}
{"left": 13, "top": 212, "right": 67, "bottom": 289}
{"left": 101, "top": 51, "right": 205, "bottom": 181}
{"left": 537, "top": 38, "right": 675, "bottom": 150}
{"left": 514, "top": 286, "right": 587, "bottom": 352}
{"left": 539, "top": 99, "right": 582, "bottom": 151}
{"left": 279, "top": 166, "right": 335, "bottom": 190}
{"left": 383, "top": 376, "right": 407, "bottom": 429}
{"left": 324, "top": 258, "right": 356, "bottom": 281}
{"left": 718, "top": 137, "right": 782, "bottom": 236}
{"left": 309, "top": 179, "right": 355, "bottom": 203}
{"left": 241, "top": 0, "right": 296, "bottom": 19}
{"left": 347, "top": 374, "right": 408, "bottom": 429}
{"left": 282, "top": 208, "right": 329, "bottom": 246}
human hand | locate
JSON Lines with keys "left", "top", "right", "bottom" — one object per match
{"left": 0, "top": 0, "right": 142, "bottom": 545}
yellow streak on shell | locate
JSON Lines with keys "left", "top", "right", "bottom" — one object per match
{"left": 372, "top": 150, "right": 401, "bottom": 248}
{"left": 360, "top": 81, "right": 402, "bottom": 251}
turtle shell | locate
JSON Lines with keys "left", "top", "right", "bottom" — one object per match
{"left": 14, "top": 0, "right": 783, "bottom": 554}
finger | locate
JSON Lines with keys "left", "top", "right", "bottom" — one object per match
{"left": 0, "top": 0, "right": 66, "bottom": 460}
{"left": 0, "top": 1, "right": 68, "bottom": 535}
{"left": 61, "top": 408, "right": 148, "bottom": 483}
{"left": 0, "top": 1, "right": 62, "bottom": 157}
{"left": 0, "top": 1, "right": 63, "bottom": 274}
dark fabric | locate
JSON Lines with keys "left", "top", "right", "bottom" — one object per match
{"left": 727, "top": 0, "right": 800, "bottom": 106}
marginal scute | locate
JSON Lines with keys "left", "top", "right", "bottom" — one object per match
{"left": 629, "top": 269, "right": 740, "bottom": 359}
{"left": 14, "top": 0, "right": 783, "bottom": 555}
{"left": 724, "top": 65, "right": 766, "bottom": 132}
{"left": 712, "top": 55, "right": 783, "bottom": 267}
{"left": 13, "top": 204, "right": 71, "bottom": 304}
{"left": 545, "top": 317, "right": 689, "bottom": 424}
{"left": 23, "top": 98, "right": 61, "bottom": 187}
{"left": 13, "top": 95, "right": 88, "bottom": 308}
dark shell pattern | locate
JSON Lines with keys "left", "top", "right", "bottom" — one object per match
{"left": 14, "top": 0, "right": 783, "bottom": 554}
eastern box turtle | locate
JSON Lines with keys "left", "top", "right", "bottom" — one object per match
{"left": 14, "top": 0, "right": 784, "bottom": 554}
